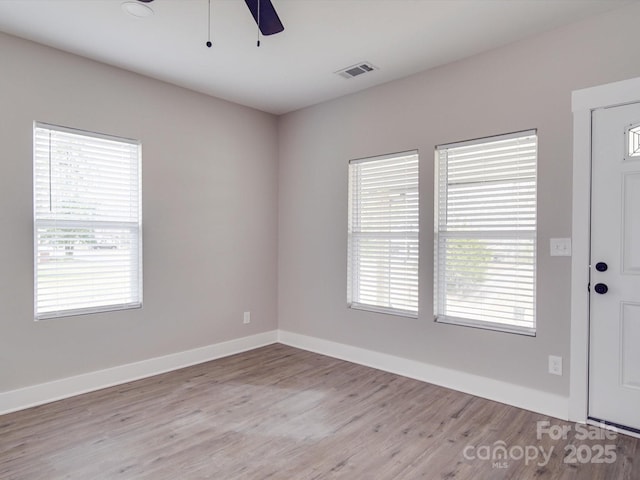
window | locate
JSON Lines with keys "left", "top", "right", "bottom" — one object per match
{"left": 434, "top": 131, "right": 537, "bottom": 335}
{"left": 34, "top": 123, "right": 142, "bottom": 320}
{"left": 627, "top": 123, "right": 640, "bottom": 158}
{"left": 347, "top": 151, "right": 419, "bottom": 317}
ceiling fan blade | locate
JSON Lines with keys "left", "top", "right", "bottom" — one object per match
{"left": 244, "top": 0, "right": 284, "bottom": 36}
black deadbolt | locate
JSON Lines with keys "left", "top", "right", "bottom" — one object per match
{"left": 594, "top": 283, "right": 608, "bottom": 294}
{"left": 595, "top": 262, "right": 608, "bottom": 272}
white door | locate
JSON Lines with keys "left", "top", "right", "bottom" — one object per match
{"left": 589, "top": 101, "right": 640, "bottom": 432}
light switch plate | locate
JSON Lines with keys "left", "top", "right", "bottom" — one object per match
{"left": 550, "top": 238, "right": 572, "bottom": 257}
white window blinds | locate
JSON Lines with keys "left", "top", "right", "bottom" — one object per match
{"left": 347, "top": 151, "right": 419, "bottom": 317}
{"left": 435, "top": 131, "right": 537, "bottom": 335}
{"left": 34, "top": 123, "right": 142, "bottom": 320}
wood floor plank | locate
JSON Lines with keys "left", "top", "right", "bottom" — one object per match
{"left": 1, "top": 344, "right": 638, "bottom": 479}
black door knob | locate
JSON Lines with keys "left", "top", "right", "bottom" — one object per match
{"left": 594, "top": 283, "right": 608, "bottom": 294}
{"left": 595, "top": 262, "right": 608, "bottom": 272}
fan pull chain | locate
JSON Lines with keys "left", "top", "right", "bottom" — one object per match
{"left": 256, "top": 0, "right": 261, "bottom": 47}
{"left": 206, "top": 0, "right": 212, "bottom": 47}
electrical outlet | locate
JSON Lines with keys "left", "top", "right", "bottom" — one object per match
{"left": 548, "top": 355, "right": 563, "bottom": 375}
{"left": 243, "top": 311, "right": 251, "bottom": 324}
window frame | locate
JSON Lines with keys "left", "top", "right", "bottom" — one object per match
{"left": 625, "top": 123, "right": 640, "bottom": 160}
{"left": 347, "top": 150, "right": 420, "bottom": 318}
{"left": 33, "top": 122, "right": 143, "bottom": 320}
{"left": 434, "top": 130, "right": 537, "bottom": 336}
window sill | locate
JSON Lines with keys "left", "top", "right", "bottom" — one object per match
{"left": 36, "top": 303, "right": 142, "bottom": 321}
{"left": 349, "top": 303, "right": 418, "bottom": 319}
{"left": 435, "top": 315, "right": 536, "bottom": 336}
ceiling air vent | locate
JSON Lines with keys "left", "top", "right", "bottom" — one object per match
{"left": 336, "top": 62, "right": 377, "bottom": 79}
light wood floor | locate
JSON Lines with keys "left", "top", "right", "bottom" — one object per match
{"left": 1, "top": 344, "right": 638, "bottom": 480}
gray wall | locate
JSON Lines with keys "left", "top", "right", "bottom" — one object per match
{"left": 0, "top": 33, "right": 279, "bottom": 392}
{"left": 2, "top": 3, "right": 640, "bottom": 399}
{"left": 277, "top": 3, "right": 640, "bottom": 396}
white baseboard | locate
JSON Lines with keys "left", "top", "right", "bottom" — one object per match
{"left": 1, "top": 329, "right": 569, "bottom": 421}
{"left": 0, "top": 330, "right": 278, "bottom": 415}
{"left": 278, "top": 330, "right": 569, "bottom": 421}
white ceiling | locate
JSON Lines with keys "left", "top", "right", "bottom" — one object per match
{"left": 0, "top": 0, "right": 634, "bottom": 114}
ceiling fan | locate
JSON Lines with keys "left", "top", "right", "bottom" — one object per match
{"left": 135, "top": 0, "right": 284, "bottom": 45}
